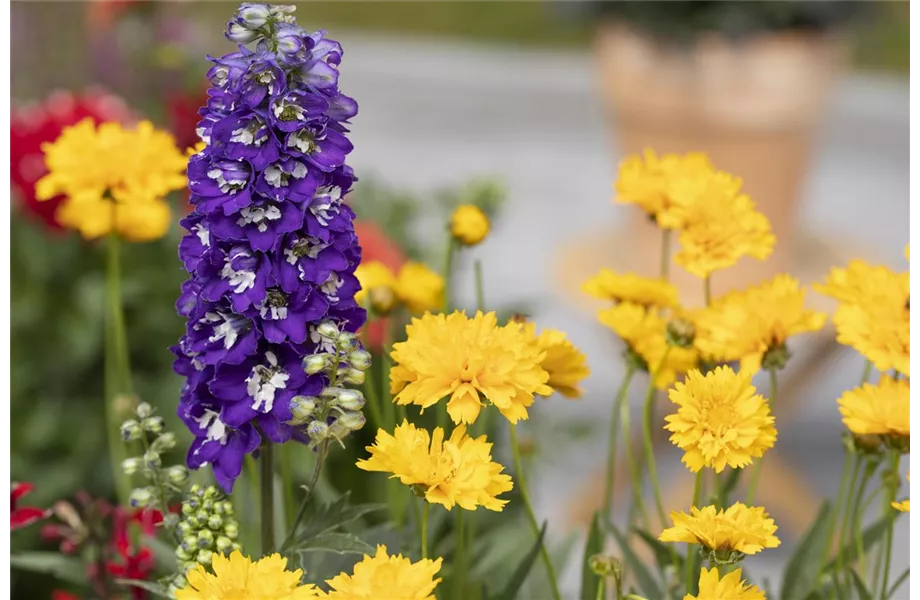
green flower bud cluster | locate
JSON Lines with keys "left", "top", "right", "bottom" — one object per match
{"left": 174, "top": 485, "right": 241, "bottom": 575}
{"left": 292, "top": 320, "right": 372, "bottom": 448}
{"left": 120, "top": 402, "right": 188, "bottom": 525}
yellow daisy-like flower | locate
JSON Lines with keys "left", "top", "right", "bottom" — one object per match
{"left": 519, "top": 322, "right": 590, "bottom": 398}
{"left": 659, "top": 503, "right": 781, "bottom": 556}
{"left": 582, "top": 268, "right": 679, "bottom": 309}
{"left": 390, "top": 311, "right": 550, "bottom": 424}
{"left": 665, "top": 366, "right": 776, "bottom": 473}
{"left": 685, "top": 568, "right": 765, "bottom": 600}
{"left": 597, "top": 302, "right": 699, "bottom": 389}
{"left": 450, "top": 204, "right": 490, "bottom": 246}
{"left": 176, "top": 551, "right": 318, "bottom": 600}
{"left": 324, "top": 545, "right": 442, "bottom": 600}
{"left": 357, "top": 420, "right": 513, "bottom": 511}
{"left": 658, "top": 167, "right": 744, "bottom": 231}
{"left": 395, "top": 262, "right": 445, "bottom": 314}
{"left": 355, "top": 261, "right": 398, "bottom": 314}
{"left": 814, "top": 259, "right": 908, "bottom": 306}
{"left": 838, "top": 376, "right": 909, "bottom": 440}
{"left": 36, "top": 118, "right": 186, "bottom": 241}
{"left": 694, "top": 275, "right": 826, "bottom": 372}
{"left": 615, "top": 149, "right": 712, "bottom": 220}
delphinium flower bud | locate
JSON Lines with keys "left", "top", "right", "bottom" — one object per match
{"left": 151, "top": 432, "right": 176, "bottom": 453}
{"left": 120, "top": 420, "right": 143, "bottom": 441}
{"left": 175, "top": 3, "right": 366, "bottom": 493}
{"left": 143, "top": 451, "right": 162, "bottom": 470}
{"left": 165, "top": 465, "right": 190, "bottom": 485}
{"left": 289, "top": 396, "right": 318, "bottom": 425}
{"left": 336, "top": 411, "right": 366, "bottom": 431}
{"left": 135, "top": 402, "right": 154, "bottom": 419}
{"left": 121, "top": 458, "right": 142, "bottom": 476}
{"left": 334, "top": 389, "right": 365, "bottom": 411}
{"left": 307, "top": 420, "right": 330, "bottom": 442}
{"left": 342, "top": 367, "right": 365, "bottom": 385}
{"left": 142, "top": 416, "right": 166, "bottom": 434}
{"left": 174, "top": 485, "right": 242, "bottom": 573}
{"left": 129, "top": 488, "right": 154, "bottom": 508}
{"left": 348, "top": 349, "right": 372, "bottom": 371}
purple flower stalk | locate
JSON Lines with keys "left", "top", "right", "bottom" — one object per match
{"left": 175, "top": 3, "right": 367, "bottom": 493}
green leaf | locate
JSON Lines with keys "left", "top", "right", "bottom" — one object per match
{"left": 494, "top": 521, "right": 547, "bottom": 600}
{"left": 887, "top": 567, "right": 910, "bottom": 598}
{"left": 115, "top": 579, "right": 173, "bottom": 599}
{"left": 633, "top": 527, "right": 683, "bottom": 573}
{"left": 609, "top": 523, "right": 661, "bottom": 598}
{"left": 580, "top": 512, "right": 605, "bottom": 600}
{"left": 780, "top": 501, "right": 833, "bottom": 600}
{"left": 823, "top": 517, "right": 891, "bottom": 570}
{"left": 293, "top": 491, "right": 385, "bottom": 544}
{"left": 290, "top": 531, "right": 375, "bottom": 555}
{"left": 10, "top": 552, "right": 86, "bottom": 585}
{"left": 848, "top": 568, "right": 873, "bottom": 600}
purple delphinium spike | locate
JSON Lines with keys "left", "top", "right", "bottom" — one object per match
{"left": 175, "top": 3, "right": 366, "bottom": 493}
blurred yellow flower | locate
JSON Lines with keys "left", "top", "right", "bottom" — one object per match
{"left": 324, "top": 545, "right": 442, "bottom": 600}
{"left": 838, "top": 376, "right": 909, "bottom": 441}
{"left": 665, "top": 366, "right": 776, "bottom": 473}
{"left": 450, "top": 204, "right": 490, "bottom": 246}
{"left": 395, "top": 262, "right": 445, "bottom": 314}
{"left": 390, "top": 311, "right": 550, "bottom": 424}
{"left": 615, "top": 149, "right": 712, "bottom": 220}
{"left": 659, "top": 503, "right": 780, "bottom": 556}
{"left": 36, "top": 118, "right": 186, "bottom": 241}
{"left": 582, "top": 269, "right": 679, "bottom": 308}
{"left": 597, "top": 302, "right": 698, "bottom": 389}
{"left": 658, "top": 168, "right": 744, "bottom": 231}
{"left": 694, "top": 275, "right": 826, "bottom": 372}
{"left": 814, "top": 260, "right": 907, "bottom": 306}
{"left": 357, "top": 420, "right": 513, "bottom": 511}
{"left": 685, "top": 568, "right": 765, "bottom": 600}
{"left": 355, "top": 261, "right": 398, "bottom": 314}
{"left": 519, "top": 322, "right": 590, "bottom": 398}
{"left": 177, "top": 551, "right": 318, "bottom": 600}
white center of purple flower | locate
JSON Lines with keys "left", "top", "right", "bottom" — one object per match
{"left": 273, "top": 98, "right": 306, "bottom": 122}
{"left": 321, "top": 273, "right": 344, "bottom": 302}
{"left": 231, "top": 118, "right": 268, "bottom": 146}
{"left": 204, "top": 311, "right": 248, "bottom": 349}
{"left": 259, "top": 289, "right": 289, "bottom": 320}
{"left": 287, "top": 130, "right": 317, "bottom": 154}
{"left": 246, "top": 351, "right": 290, "bottom": 412}
{"left": 311, "top": 186, "right": 341, "bottom": 226}
{"left": 194, "top": 409, "right": 228, "bottom": 446}
{"left": 237, "top": 205, "right": 282, "bottom": 232}
{"left": 310, "top": 325, "right": 338, "bottom": 354}
{"left": 220, "top": 250, "right": 256, "bottom": 294}
{"left": 193, "top": 224, "right": 210, "bottom": 248}
{"left": 264, "top": 161, "right": 308, "bottom": 188}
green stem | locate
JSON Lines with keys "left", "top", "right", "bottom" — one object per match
{"left": 860, "top": 360, "right": 873, "bottom": 384}
{"left": 851, "top": 461, "right": 875, "bottom": 577}
{"left": 838, "top": 455, "right": 862, "bottom": 591}
{"left": 660, "top": 229, "right": 671, "bottom": 282}
{"left": 684, "top": 471, "right": 703, "bottom": 593}
{"left": 280, "top": 441, "right": 329, "bottom": 552}
{"left": 879, "top": 452, "right": 900, "bottom": 599}
{"left": 474, "top": 259, "right": 485, "bottom": 311}
{"left": 358, "top": 321, "right": 384, "bottom": 427}
{"left": 105, "top": 233, "right": 131, "bottom": 506}
{"left": 280, "top": 444, "right": 295, "bottom": 529}
{"left": 260, "top": 442, "right": 275, "bottom": 554}
{"left": 510, "top": 424, "right": 562, "bottom": 600}
{"left": 443, "top": 237, "right": 455, "bottom": 312}
{"left": 420, "top": 501, "right": 430, "bottom": 559}
{"left": 827, "top": 452, "right": 855, "bottom": 570}
{"left": 641, "top": 351, "right": 671, "bottom": 527}
{"left": 745, "top": 368, "right": 778, "bottom": 504}
{"left": 454, "top": 509, "right": 467, "bottom": 597}
{"left": 380, "top": 321, "right": 395, "bottom": 429}
{"left": 596, "top": 577, "right": 606, "bottom": 600}
{"left": 622, "top": 383, "right": 649, "bottom": 529}
{"left": 603, "top": 368, "right": 635, "bottom": 517}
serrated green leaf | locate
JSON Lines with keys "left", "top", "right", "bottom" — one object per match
{"left": 494, "top": 521, "right": 547, "bottom": 600}
{"left": 580, "top": 512, "right": 605, "bottom": 600}
{"left": 633, "top": 528, "right": 683, "bottom": 574}
{"left": 609, "top": 524, "right": 661, "bottom": 598}
{"left": 781, "top": 501, "right": 833, "bottom": 600}
{"left": 294, "top": 491, "right": 385, "bottom": 543}
{"left": 291, "top": 531, "right": 375, "bottom": 555}
{"left": 116, "top": 579, "right": 173, "bottom": 599}
{"left": 10, "top": 552, "right": 86, "bottom": 585}
{"left": 848, "top": 568, "right": 873, "bottom": 600}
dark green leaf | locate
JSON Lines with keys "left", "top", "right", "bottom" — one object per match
{"left": 290, "top": 531, "right": 375, "bottom": 555}
{"left": 10, "top": 552, "right": 86, "bottom": 585}
{"left": 115, "top": 579, "right": 172, "bottom": 599}
{"left": 823, "top": 517, "right": 891, "bottom": 571}
{"left": 495, "top": 521, "right": 547, "bottom": 600}
{"left": 633, "top": 527, "right": 684, "bottom": 573}
{"left": 580, "top": 512, "right": 605, "bottom": 600}
{"left": 848, "top": 568, "right": 873, "bottom": 600}
{"left": 609, "top": 523, "right": 661, "bottom": 598}
{"left": 781, "top": 501, "right": 833, "bottom": 600}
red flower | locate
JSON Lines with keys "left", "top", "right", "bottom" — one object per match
{"left": 10, "top": 88, "right": 133, "bottom": 230}
{"left": 104, "top": 507, "right": 157, "bottom": 599}
{"left": 353, "top": 220, "right": 407, "bottom": 349}
{"left": 52, "top": 591, "right": 82, "bottom": 600}
{"left": 167, "top": 88, "right": 208, "bottom": 153}
{"left": 11, "top": 482, "right": 48, "bottom": 531}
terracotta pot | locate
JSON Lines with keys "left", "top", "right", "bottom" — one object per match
{"left": 593, "top": 24, "right": 846, "bottom": 304}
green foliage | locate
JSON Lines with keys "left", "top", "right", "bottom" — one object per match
{"left": 10, "top": 552, "right": 86, "bottom": 585}
{"left": 579, "top": 512, "right": 605, "bottom": 600}
{"left": 608, "top": 523, "right": 661, "bottom": 599}
{"left": 493, "top": 521, "right": 547, "bottom": 600}
{"left": 780, "top": 501, "right": 834, "bottom": 600}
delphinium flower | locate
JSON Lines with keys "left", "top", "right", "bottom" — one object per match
{"left": 659, "top": 503, "right": 780, "bottom": 565}
{"left": 685, "top": 568, "right": 765, "bottom": 600}
{"left": 450, "top": 204, "right": 491, "bottom": 246}
{"left": 664, "top": 367, "right": 777, "bottom": 473}
{"left": 693, "top": 275, "right": 826, "bottom": 372}
{"left": 614, "top": 149, "right": 712, "bottom": 222}
{"left": 175, "top": 3, "right": 366, "bottom": 492}
{"left": 324, "top": 544, "right": 443, "bottom": 600}
{"left": 177, "top": 550, "right": 319, "bottom": 600}
{"left": 357, "top": 420, "right": 513, "bottom": 511}
{"left": 583, "top": 268, "right": 679, "bottom": 309}
{"left": 517, "top": 320, "right": 590, "bottom": 398}
{"left": 837, "top": 376, "right": 909, "bottom": 450}
{"left": 389, "top": 311, "right": 550, "bottom": 424}
{"left": 815, "top": 259, "right": 909, "bottom": 377}
{"left": 36, "top": 118, "right": 186, "bottom": 240}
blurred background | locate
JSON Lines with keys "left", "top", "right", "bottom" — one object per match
{"left": 11, "top": 1, "right": 909, "bottom": 597}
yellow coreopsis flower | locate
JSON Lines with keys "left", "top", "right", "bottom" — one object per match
{"left": 390, "top": 311, "right": 550, "bottom": 423}
{"left": 395, "top": 262, "right": 445, "bottom": 314}
{"left": 658, "top": 167, "right": 744, "bottom": 231}
{"left": 694, "top": 275, "right": 826, "bottom": 372}
{"left": 357, "top": 420, "right": 513, "bottom": 511}
{"left": 582, "top": 268, "right": 679, "bottom": 309}
{"left": 324, "top": 545, "right": 443, "bottom": 600}
{"left": 518, "top": 321, "right": 590, "bottom": 398}
{"left": 615, "top": 149, "right": 712, "bottom": 220}
{"left": 659, "top": 503, "right": 780, "bottom": 557}
{"left": 36, "top": 118, "right": 186, "bottom": 241}
{"left": 176, "top": 551, "right": 319, "bottom": 600}
{"left": 597, "top": 302, "right": 699, "bottom": 389}
{"left": 685, "top": 568, "right": 766, "bottom": 600}
{"left": 838, "top": 376, "right": 909, "bottom": 442}
{"left": 355, "top": 261, "right": 399, "bottom": 314}
{"left": 665, "top": 366, "right": 776, "bottom": 473}
{"left": 450, "top": 204, "right": 490, "bottom": 246}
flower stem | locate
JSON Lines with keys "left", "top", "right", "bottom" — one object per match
{"left": 596, "top": 578, "right": 606, "bottom": 600}
{"left": 641, "top": 351, "right": 671, "bottom": 527}
{"left": 510, "top": 423, "right": 562, "bottom": 600}
{"left": 105, "top": 233, "right": 132, "bottom": 506}
{"left": 851, "top": 460, "right": 875, "bottom": 577}
{"left": 838, "top": 454, "right": 862, "bottom": 590}
{"left": 420, "top": 500, "right": 430, "bottom": 559}
{"left": 684, "top": 471, "right": 703, "bottom": 593}
{"left": 280, "top": 441, "right": 329, "bottom": 552}
{"left": 474, "top": 259, "right": 485, "bottom": 311}
{"left": 826, "top": 451, "right": 854, "bottom": 569}
{"left": 260, "top": 442, "right": 275, "bottom": 554}
{"left": 604, "top": 367, "right": 635, "bottom": 518}
{"left": 622, "top": 384, "right": 649, "bottom": 529}
{"left": 443, "top": 237, "right": 455, "bottom": 312}
{"left": 280, "top": 444, "right": 295, "bottom": 529}
{"left": 745, "top": 368, "right": 778, "bottom": 504}
{"left": 879, "top": 452, "right": 900, "bottom": 599}
{"left": 860, "top": 360, "right": 873, "bottom": 384}
{"left": 454, "top": 508, "right": 467, "bottom": 597}
{"left": 660, "top": 229, "right": 671, "bottom": 281}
